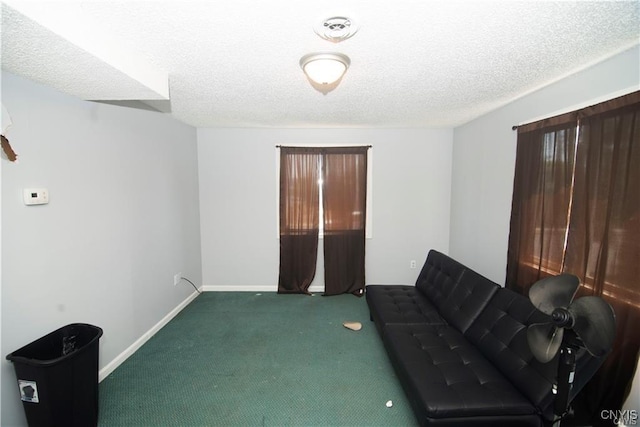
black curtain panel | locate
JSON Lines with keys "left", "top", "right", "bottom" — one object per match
{"left": 506, "top": 112, "right": 578, "bottom": 293}
{"left": 321, "top": 147, "right": 368, "bottom": 296}
{"left": 564, "top": 93, "right": 640, "bottom": 426}
{"left": 278, "top": 147, "right": 321, "bottom": 294}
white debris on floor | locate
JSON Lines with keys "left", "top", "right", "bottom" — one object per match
{"left": 343, "top": 322, "right": 362, "bottom": 331}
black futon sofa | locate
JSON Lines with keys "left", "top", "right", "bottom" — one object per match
{"left": 366, "top": 249, "right": 603, "bottom": 427}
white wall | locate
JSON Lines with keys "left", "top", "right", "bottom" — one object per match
{"left": 0, "top": 96, "right": 4, "bottom": 426}
{"left": 1, "top": 72, "right": 202, "bottom": 426}
{"left": 449, "top": 45, "right": 640, "bottom": 284}
{"left": 198, "top": 128, "right": 453, "bottom": 291}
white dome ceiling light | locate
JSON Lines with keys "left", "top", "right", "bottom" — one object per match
{"left": 299, "top": 52, "right": 350, "bottom": 86}
{"left": 300, "top": 16, "right": 356, "bottom": 92}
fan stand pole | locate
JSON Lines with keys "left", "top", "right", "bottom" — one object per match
{"left": 552, "top": 345, "right": 577, "bottom": 427}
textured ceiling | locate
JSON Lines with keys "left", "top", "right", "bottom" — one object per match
{"left": 2, "top": 1, "right": 639, "bottom": 128}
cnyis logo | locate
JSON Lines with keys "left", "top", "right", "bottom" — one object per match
{"left": 601, "top": 410, "right": 638, "bottom": 425}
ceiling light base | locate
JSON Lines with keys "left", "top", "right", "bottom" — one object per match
{"left": 314, "top": 16, "right": 359, "bottom": 42}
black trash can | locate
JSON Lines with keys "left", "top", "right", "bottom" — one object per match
{"left": 6, "top": 323, "right": 103, "bottom": 427}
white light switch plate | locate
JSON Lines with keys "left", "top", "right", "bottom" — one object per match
{"left": 23, "top": 188, "right": 49, "bottom": 205}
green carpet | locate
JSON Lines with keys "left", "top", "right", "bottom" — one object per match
{"left": 98, "top": 292, "right": 418, "bottom": 426}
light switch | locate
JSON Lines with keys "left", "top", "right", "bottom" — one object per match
{"left": 23, "top": 188, "right": 49, "bottom": 205}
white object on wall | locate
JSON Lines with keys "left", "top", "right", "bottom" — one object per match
{"left": 23, "top": 188, "right": 49, "bottom": 205}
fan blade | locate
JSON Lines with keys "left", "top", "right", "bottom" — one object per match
{"left": 569, "top": 296, "right": 616, "bottom": 357}
{"left": 529, "top": 274, "right": 580, "bottom": 315}
{"left": 527, "top": 322, "right": 564, "bottom": 363}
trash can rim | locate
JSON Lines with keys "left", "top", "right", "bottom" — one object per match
{"left": 5, "top": 323, "right": 103, "bottom": 366}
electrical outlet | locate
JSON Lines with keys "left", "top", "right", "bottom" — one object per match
{"left": 410, "top": 260, "right": 417, "bottom": 269}
{"left": 174, "top": 273, "right": 181, "bottom": 286}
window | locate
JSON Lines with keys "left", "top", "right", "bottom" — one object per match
{"left": 276, "top": 146, "right": 373, "bottom": 239}
{"left": 277, "top": 145, "right": 371, "bottom": 295}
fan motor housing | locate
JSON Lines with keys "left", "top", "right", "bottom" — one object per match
{"left": 551, "top": 308, "right": 574, "bottom": 328}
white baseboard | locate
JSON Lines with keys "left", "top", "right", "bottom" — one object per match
{"left": 98, "top": 289, "right": 201, "bottom": 382}
{"left": 201, "top": 284, "right": 325, "bottom": 293}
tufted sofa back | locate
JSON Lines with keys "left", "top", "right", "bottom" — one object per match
{"left": 415, "top": 250, "right": 466, "bottom": 308}
{"left": 416, "top": 250, "right": 500, "bottom": 334}
{"left": 438, "top": 267, "right": 500, "bottom": 333}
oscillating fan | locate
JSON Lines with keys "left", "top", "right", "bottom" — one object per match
{"left": 528, "top": 274, "right": 616, "bottom": 363}
{"left": 527, "top": 273, "right": 616, "bottom": 422}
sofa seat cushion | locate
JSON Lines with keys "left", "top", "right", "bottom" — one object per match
{"left": 366, "top": 285, "right": 446, "bottom": 334}
{"left": 383, "top": 323, "right": 540, "bottom": 425}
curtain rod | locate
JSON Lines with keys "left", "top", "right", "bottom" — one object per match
{"left": 275, "top": 145, "right": 372, "bottom": 148}
{"left": 512, "top": 125, "right": 519, "bottom": 131}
